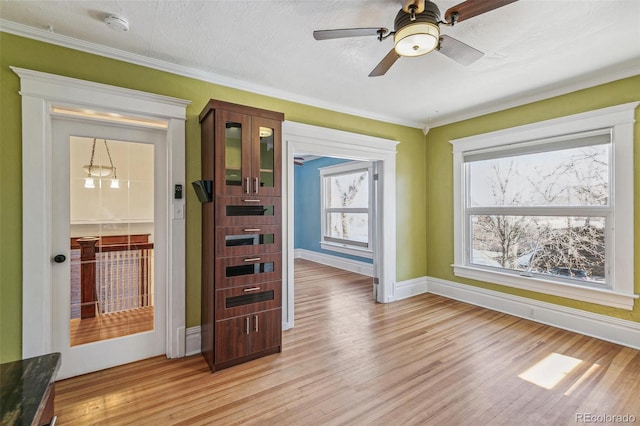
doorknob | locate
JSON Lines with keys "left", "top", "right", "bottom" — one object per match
{"left": 53, "top": 254, "right": 66, "bottom": 263}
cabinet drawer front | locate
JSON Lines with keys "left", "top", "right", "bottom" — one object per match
{"left": 215, "top": 225, "right": 282, "bottom": 257}
{"left": 216, "top": 196, "right": 282, "bottom": 226}
{"left": 216, "top": 281, "right": 281, "bottom": 320}
{"left": 215, "top": 253, "right": 281, "bottom": 288}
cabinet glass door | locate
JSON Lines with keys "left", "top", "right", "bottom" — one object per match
{"left": 252, "top": 117, "right": 281, "bottom": 196}
{"left": 216, "top": 110, "right": 251, "bottom": 195}
{"left": 225, "top": 122, "right": 243, "bottom": 187}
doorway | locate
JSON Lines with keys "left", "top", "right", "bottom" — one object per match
{"left": 51, "top": 118, "right": 167, "bottom": 378}
{"left": 282, "top": 121, "right": 398, "bottom": 329}
{"left": 292, "top": 155, "right": 376, "bottom": 276}
{"left": 15, "top": 67, "right": 188, "bottom": 377}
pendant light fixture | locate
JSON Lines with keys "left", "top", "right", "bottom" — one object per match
{"left": 83, "top": 138, "right": 119, "bottom": 189}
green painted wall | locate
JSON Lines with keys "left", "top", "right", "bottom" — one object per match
{"left": 0, "top": 33, "right": 427, "bottom": 363}
{"left": 425, "top": 75, "right": 640, "bottom": 323}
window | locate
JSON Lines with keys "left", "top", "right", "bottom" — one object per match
{"left": 451, "top": 103, "right": 638, "bottom": 310}
{"left": 319, "top": 161, "right": 374, "bottom": 258}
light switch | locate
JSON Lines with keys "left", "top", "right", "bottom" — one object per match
{"left": 173, "top": 204, "right": 184, "bottom": 219}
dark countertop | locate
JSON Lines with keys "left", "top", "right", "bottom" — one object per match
{"left": 0, "top": 353, "right": 61, "bottom": 425}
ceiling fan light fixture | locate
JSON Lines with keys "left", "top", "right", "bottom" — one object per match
{"left": 394, "top": 22, "right": 439, "bottom": 57}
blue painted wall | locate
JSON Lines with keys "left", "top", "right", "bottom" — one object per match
{"left": 294, "top": 157, "right": 373, "bottom": 264}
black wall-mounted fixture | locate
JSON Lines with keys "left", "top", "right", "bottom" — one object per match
{"left": 192, "top": 180, "right": 213, "bottom": 203}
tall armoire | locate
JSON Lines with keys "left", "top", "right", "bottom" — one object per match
{"left": 198, "top": 99, "right": 284, "bottom": 372}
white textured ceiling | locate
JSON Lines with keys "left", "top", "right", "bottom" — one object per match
{"left": 1, "top": 0, "right": 639, "bottom": 128}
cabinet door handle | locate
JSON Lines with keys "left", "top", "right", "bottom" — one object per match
{"left": 245, "top": 177, "right": 250, "bottom": 194}
{"left": 254, "top": 315, "right": 259, "bottom": 333}
{"left": 254, "top": 177, "right": 259, "bottom": 194}
{"left": 243, "top": 257, "right": 261, "bottom": 262}
{"left": 245, "top": 317, "right": 250, "bottom": 334}
{"left": 243, "top": 199, "right": 261, "bottom": 203}
{"left": 243, "top": 287, "right": 261, "bottom": 292}
{"left": 243, "top": 228, "right": 261, "bottom": 232}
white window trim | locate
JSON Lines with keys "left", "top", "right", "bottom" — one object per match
{"left": 319, "top": 160, "right": 374, "bottom": 259}
{"left": 319, "top": 241, "right": 374, "bottom": 259}
{"left": 450, "top": 102, "right": 639, "bottom": 310}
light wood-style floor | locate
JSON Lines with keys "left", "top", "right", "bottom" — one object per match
{"left": 55, "top": 259, "right": 640, "bottom": 425}
{"left": 70, "top": 306, "right": 154, "bottom": 346}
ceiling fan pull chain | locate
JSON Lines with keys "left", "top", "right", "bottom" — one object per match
{"left": 403, "top": 0, "right": 425, "bottom": 15}
{"left": 409, "top": 4, "right": 417, "bottom": 21}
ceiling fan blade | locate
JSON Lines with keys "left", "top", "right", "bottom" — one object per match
{"left": 313, "top": 28, "right": 386, "bottom": 40}
{"left": 438, "top": 35, "right": 484, "bottom": 66}
{"left": 444, "top": 0, "right": 518, "bottom": 24}
{"left": 369, "top": 49, "right": 401, "bottom": 77}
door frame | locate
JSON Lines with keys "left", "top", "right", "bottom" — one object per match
{"left": 282, "top": 121, "right": 398, "bottom": 329}
{"left": 12, "top": 67, "right": 190, "bottom": 359}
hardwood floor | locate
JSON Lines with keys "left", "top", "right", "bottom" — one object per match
{"left": 69, "top": 306, "right": 154, "bottom": 346}
{"left": 55, "top": 259, "right": 640, "bottom": 425}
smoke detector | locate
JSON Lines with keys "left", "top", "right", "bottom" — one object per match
{"left": 104, "top": 14, "right": 129, "bottom": 32}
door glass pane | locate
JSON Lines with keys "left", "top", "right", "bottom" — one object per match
{"left": 225, "top": 122, "right": 243, "bottom": 186}
{"left": 69, "top": 137, "right": 154, "bottom": 346}
{"left": 259, "top": 126, "right": 275, "bottom": 189}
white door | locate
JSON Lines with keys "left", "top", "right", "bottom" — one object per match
{"left": 51, "top": 117, "right": 167, "bottom": 379}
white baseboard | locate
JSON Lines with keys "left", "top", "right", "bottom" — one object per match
{"left": 294, "top": 248, "right": 374, "bottom": 277}
{"left": 394, "top": 276, "right": 429, "bottom": 301}
{"left": 185, "top": 326, "right": 201, "bottom": 356}
{"left": 422, "top": 276, "right": 640, "bottom": 350}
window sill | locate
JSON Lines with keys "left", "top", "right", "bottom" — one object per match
{"left": 452, "top": 264, "right": 638, "bottom": 310}
{"left": 320, "top": 242, "right": 373, "bottom": 259}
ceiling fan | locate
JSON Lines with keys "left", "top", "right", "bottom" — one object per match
{"left": 313, "top": 0, "right": 518, "bottom": 77}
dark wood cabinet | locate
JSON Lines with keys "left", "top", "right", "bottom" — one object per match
{"left": 199, "top": 100, "right": 284, "bottom": 372}
{"left": 206, "top": 102, "right": 281, "bottom": 197}
{"left": 215, "top": 309, "right": 281, "bottom": 367}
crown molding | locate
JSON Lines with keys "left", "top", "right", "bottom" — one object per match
{"left": 0, "top": 19, "right": 424, "bottom": 129}
{"left": 2, "top": 19, "right": 639, "bottom": 131}
{"left": 428, "top": 59, "right": 640, "bottom": 128}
